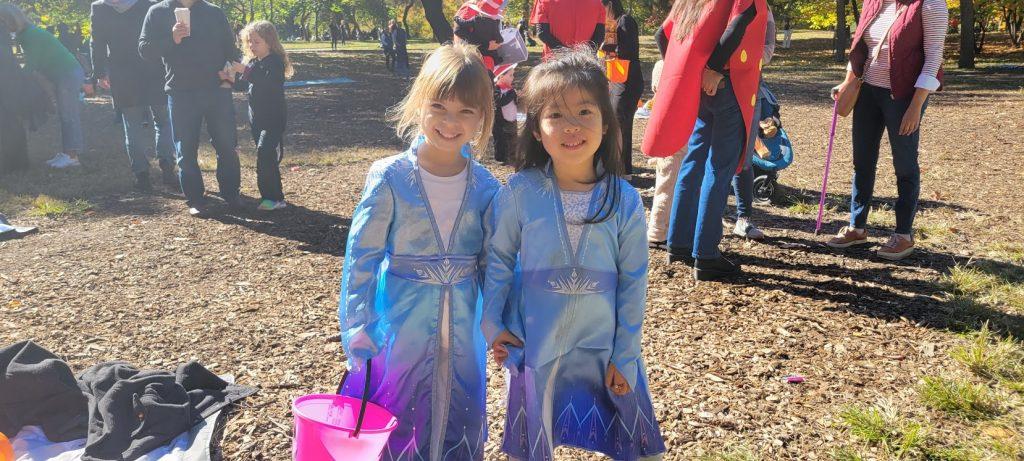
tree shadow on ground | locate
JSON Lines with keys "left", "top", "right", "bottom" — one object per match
{"left": 723, "top": 231, "right": 1024, "bottom": 339}
{"left": 205, "top": 196, "right": 350, "bottom": 256}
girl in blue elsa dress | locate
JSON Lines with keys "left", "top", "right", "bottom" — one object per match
{"left": 482, "top": 50, "right": 665, "bottom": 461}
{"left": 338, "top": 43, "right": 500, "bottom": 461}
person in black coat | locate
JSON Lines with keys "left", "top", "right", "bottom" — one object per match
{"left": 91, "top": 0, "right": 177, "bottom": 191}
{"left": 0, "top": 20, "right": 50, "bottom": 174}
{"left": 389, "top": 20, "right": 409, "bottom": 77}
{"left": 229, "top": 21, "right": 291, "bottom": 210}
{"left": 601, "top": 0, "right": 642, "bottom": 178}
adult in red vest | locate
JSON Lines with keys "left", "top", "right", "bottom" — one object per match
{"left": 530, "top": 0, "right": 605, "bottom": 60}
{"left": 641, "top": 0, "right": 768, "bottom": 281}
{"left": 827, "top": 0, "right": 947, "bottom": 261}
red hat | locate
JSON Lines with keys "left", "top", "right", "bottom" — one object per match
{"left": 467, "top": 0, "right": 504, "bottom": 19}
{"left": 493, "top": 63, "right": 516, "bottom": 82}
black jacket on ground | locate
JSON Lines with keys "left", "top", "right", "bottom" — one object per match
{"left": 0, "top": 341, "right": 257, "bottom": 461}
{"left": 91, "top": 0, "right": 168, "bottom": 109}
{"left": 233, "top": 53, "right": 287, "bottom": 131}
{"left": 139, "top": 0, "right": 241, "bottom": 92}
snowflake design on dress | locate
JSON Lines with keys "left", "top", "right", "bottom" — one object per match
{"left": 414, "top": 258, "right": 472, "bottom": 285}
{"left": 547, "top": 269, "right": 601, "bottom": 295}
{"left": 405, "top": 168, "right": 420, "bottom": 189}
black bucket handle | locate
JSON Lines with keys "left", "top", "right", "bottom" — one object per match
{"left": 335, "top": 358, "right": 373, "bottom": 438}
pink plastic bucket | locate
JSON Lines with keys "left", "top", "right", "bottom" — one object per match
{"left": 293, "top": 362, "right": 398, "bottom": 461}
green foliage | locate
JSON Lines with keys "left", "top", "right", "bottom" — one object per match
{"left": 838, "top": 403, "right": 930, "bottom": 459}
{"left": 918, "top": 376, "right": 1004, "bottom": 420}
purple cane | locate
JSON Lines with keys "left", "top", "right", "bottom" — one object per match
{"left": 815, "top": 100, "right": 839, "bottom": 235}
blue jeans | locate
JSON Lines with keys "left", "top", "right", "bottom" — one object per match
{"left": 850, "top": 83, "right": 927, "bottom": 234}
{"left": 121, "top": 104, "right": 174, "bottom": 175}
{"left": 168, "top": 88, "right": 239, "bottom": 206}
{"left": 667, "top": 78, "right": 745, "bottom": 259}
{"left": 732, "top": 165, "right": 754, "bottom": 218}
{"left": 52, "top": 66, "right": 85, "bottom": 154}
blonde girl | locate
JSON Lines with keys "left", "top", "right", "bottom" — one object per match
{"left": 337, "top": 43, "right": 499, "bottom": 461}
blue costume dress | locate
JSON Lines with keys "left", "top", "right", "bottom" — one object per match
{"left": 482, "top": 166, "right": 665, "bottom": 461}
{"left": 338, "top": 138, "right": 500, "bottom": 461}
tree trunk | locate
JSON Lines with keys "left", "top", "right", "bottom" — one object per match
{"left": 403, "top": 0, "right": 414, "bottom": 35}
{"left": 834, "top": 0, "right": 849, "bottom": 62}
{"left": 850, "top": 0, "right": 860, "bottom": 25}
{"left": 959, "top": 0, "right": 975, "bottom": 68}
{"left": 421, "top": 0, "right": 454, "bottom": 43}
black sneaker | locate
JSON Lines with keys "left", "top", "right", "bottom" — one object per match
{"left": 666, "top": 250, "right": 695, "bottom": 267}
{"left": 133, "top": 173, "right": 153, "bottom": 192}
{"left": 694, "top": 256, "right": 742, "bottom": 281}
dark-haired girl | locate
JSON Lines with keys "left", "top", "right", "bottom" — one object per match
{"left": 482, "top": 49, "right": 665, "bottom": 461}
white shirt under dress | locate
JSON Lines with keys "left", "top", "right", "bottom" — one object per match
{"left": 419, "top": 162, "right": 469, "bottom": 249}
{"left": 856, "top": 0, "right": 948, "bottom": 91}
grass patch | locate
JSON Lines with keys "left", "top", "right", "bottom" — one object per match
{"left": 26, "top": 195, "right": 93, "bottom": 218}
{"left": 829, "top": 446, "right": 864, "bottom": 461}
{"left": 867, "top": 207, "right": 897, "bottom": 228}
{"left": 918, "top": 376, "right": 1003, "bottom": 420}
{"left": 951, "top": 323, "right": 1024, "bottom": 390}
{"left": 787, "top": 199, "right": 818, "bottom": 215}
{"left": 987, "top": 243, "right": 1024, "bottom": 264}
{"left": 837, "top": 403, "right": 929, "bottom": 459}
{"left": 944, "top": 264, "right": 1024, "bottom": 312}
{"left": 915, "top": 221, "right": 956, "bottom": 244}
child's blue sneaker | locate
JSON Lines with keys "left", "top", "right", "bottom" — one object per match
{"left": 257, "top": 199, "right": 287, "bottom": 211}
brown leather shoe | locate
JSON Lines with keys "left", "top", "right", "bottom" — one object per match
{"left": 877, "top": 234, "right": 914, "bottom": 260}
{"left": 826, "top": 226, "right": 869, "bottom": 249}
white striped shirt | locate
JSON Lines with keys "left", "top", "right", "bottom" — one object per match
{"left": 862, "top": 0, "right": 948, "bottom": 91}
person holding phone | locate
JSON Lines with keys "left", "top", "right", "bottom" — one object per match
{"left": 140, "top": 0, "right": 242, "bottom": 217}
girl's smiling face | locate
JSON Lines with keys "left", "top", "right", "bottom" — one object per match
{"left": 246, "top": 31, "right": 270, "bottom": 59}
{"left": 419, "top": 97, "right": 483, "bottom": 155}
{"left": 534, "top": 88, "right": 606, "bottom": 168}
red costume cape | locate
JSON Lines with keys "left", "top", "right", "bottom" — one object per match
{"left": 530, "top": 0, "right": 606, "bottom": 60}
{"left": 641, "top": 0, "right": 768, "bottom": 171}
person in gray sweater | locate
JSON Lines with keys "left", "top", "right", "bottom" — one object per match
{"left": 140, "top": 0, "right": 241, "bottom": 216}
{"left": 92, "top": 0, "right": 177, "bottom": 191}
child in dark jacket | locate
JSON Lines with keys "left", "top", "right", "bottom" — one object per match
{"left": 229, "top": 20, "right": 292, "bottom": 211}
{"left": 491, "top": 63, "right": 517, "bottom": 164}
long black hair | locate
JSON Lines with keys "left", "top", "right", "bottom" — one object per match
{"left": 602, "top": 0, "right": 625, "bottom": 19}
{"left": 515, "top": 48, "right": 623, "bottom": 224}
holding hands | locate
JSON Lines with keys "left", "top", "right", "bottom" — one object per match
{"left": 490, "top": 330, "right": 523, "bottom": 366}
{"left": 605, "top": 363, "right": 631, "bottom": 396}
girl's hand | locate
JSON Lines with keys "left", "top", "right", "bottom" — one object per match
{"left": 488, "top": 40, "right": 501, "bottom": 51}
{"left": 231, "top": 62, "right": 246, "bottom": 74}
{"left": 702, "top": 67, "right": 723, "bottom": 96}
{"left": 172, "top": 22, "right": 190, "bottom": 44}
{"left": 491, "top": 330, "right": 524, "bottom": 366}
{"left": 605, "top": 363, "right": 631, "bottom": 396}
{"left": 899, "top": 104, "right": 923, "bottom": 135}
{"left": 218, "top": 70, "right": 234, "bottom": 83}
{"left": 830, "top": 82, "right": 847, "bottom": 101}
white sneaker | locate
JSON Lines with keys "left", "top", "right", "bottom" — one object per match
{"left": 49, "top": 154, "right": 81, "bottom": 169}
{"left": 46, "top": 153, "right": 69, "bottom": 166}
{"left": 733, "top": 218, "right": 765, "bottom": 239}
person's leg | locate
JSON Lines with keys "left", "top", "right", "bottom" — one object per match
{"left": 0, "top": 110, "right": 29, "bottom": 173}
{"left": 204, "top": 88, "right": 241, "bottom": 203}
{"left": 492, "top": 114, "right": 509, "bottom": 162}
{"left": 849, "top": 84, "right": 887, "bottom": 230}
{"left": 667, "top": 105, "right": 713, "bottom": 259}
{"left": 169, "top": 91, "right": 206, "bottom": 206}
{"left": 732, "top": 165, "right": 754, "bottom": 219}
{"left": 692, "top": 82, "right": 744, "bottom": 260}
{"left": 255, "top": 127, "right": 285, "bottom": 202}
{"left": 120, "top": 105, "right": 153, "bottom": 177}
{"left": 52, "top": 68, "right": 85, "bottom": 161}
{"left": 648, "top": 150, "right": 685, "bottom": 244}
{"left": 881, "top": 96, "right": 926, "bottom": 236}
{"left": 617, "top": 90, "right": 641, "bottom": 176}
{"left": 150, "top": 104, "right": 177, "bottom": 180}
